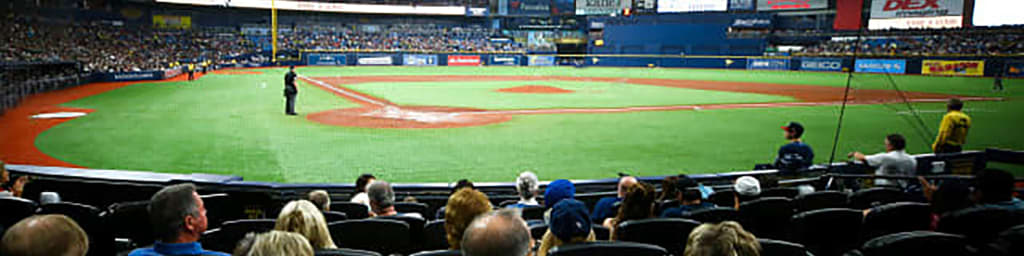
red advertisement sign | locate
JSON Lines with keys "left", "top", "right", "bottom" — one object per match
{"left": 447, "top": 55, "right": 481, "bottom": 66}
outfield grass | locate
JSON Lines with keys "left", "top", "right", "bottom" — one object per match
{"left": 34, "top": 67, "right": 1024, "bottom": 183}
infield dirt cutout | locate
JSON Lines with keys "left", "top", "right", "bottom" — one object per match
{"left": 301, "top": 75, "right": 993, "bottom": 129}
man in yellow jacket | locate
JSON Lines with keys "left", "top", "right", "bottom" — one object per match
{"left": 933, "top": 98, "right": 971, "bottom": 154}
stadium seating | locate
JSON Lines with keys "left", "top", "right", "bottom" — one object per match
{"left": 521, "top": 206, "right": 546, "bottom": 221}
{"left": 324, "top": 211, "right": 349, "bottom": 222}
{"left": 409, "top": 249, "right": 462, "bottom": 256}
{"left": 789, "top": 208, "right": 863, "bottom": 256}
{"left": 329, "top": 219, "right": 412, "bottom": 255}
{"left": 378, "top": 215, "right": 427, "bottom": 253}
{"left": 854, "top": 231, "right": 968, "bottom": 256}
{"left": 937, "top": 207, "right": 1024, "bottom": 244}
{"left": 982, "top": 224, "right": 1024, "bottom": 256}
{"left": 395, "top": 202, "right": 430, "bottom": 218}
{"left": 592, "top": 225, "right": 611, "bottom": 241}
{"left": 529, "top": 223, "right": 548, "bottom": 240}
{"left": 655, "top": 200, "right": 680, "bottom": 214}
{"left": 105, "top": 200, "right": 154, "bottom": 248}
{"left": 757, "top": 238, "right": 810, "bottom": 256}
{"left": 38, "top": 202, "right": 114, "bottom": 256}
{"left": 547, "top": 241, "right": 668, "bottom": 256}
{"left": 200, "top": 219, "right": 277, "bottom": 252}
{"left": 422, "top": 220, "right": 449, "bottom": 251}
{"left": 707, "top": 189, "right": 736, "bottom": 207}
{"left": 0, "top": 197, "right": 37, "bottom": 229}
{"left": 795, "top": 191, "right": 849, "bottom": 212}
{"left": 685, "top": 207, "right": 740, "bottom": 223}
{"left": 760, "top": 187, "right": 801, "bottom": 199}
{"left": 739, "top": 197, "right": 795, "bottom": 240}
{"left": 861, "top": 202, "right": 932, "bottom": 241}
{"left": 849, "top": 188, "right": 911, "bottom": 209}
{"left": 315, "top": 248, "right": 383, "bottom": 256}
{"left": 616, "top": 218, "right": 700, "bottom": 255}
{"left": 332, "top": 202, "right": 372, "bottom": 219}
{"left": 201, "top": 193, "right": 239, "bottom": 230}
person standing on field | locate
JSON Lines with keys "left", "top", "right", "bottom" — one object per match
{"left": 932, "top": 98, "right": 971, "bottom": 154}
{"left": 284, "top": 66, "right": 298, "bottom": 116}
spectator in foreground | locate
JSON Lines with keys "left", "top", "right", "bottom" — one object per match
{"left": 849, "top": 134, "right": 917, "bottom": 188}
{"left": 238, "top": 231, "right": 314, "bottom": 256}
{"left": 932, "top": 98, "right": 971, "bottom": 154}
{"left": 129, "top": 183, "right": 229, "bottom": 256}
{"left": 367, "top": 180, "right": 421, "bottom": 218}
{"left": 307, "top": 190, "right": 330, "bottom": 211}
{"left": 606, "top": 182, "right": 657, "bottom": 240}
{"left": 658, "top": 176, "right": 680, "bottom": 202}
{"left": 445, "top": 188, "right": 493, "bottom": 250}
{"left": 461, "top": 209, "right": 532, "bottom": 256}
{"left": 350, "top": 174, "right": 376, "bottom": 207}
{"left": 0, "top": 161, "right": 29, "bottom": 198}
{"left": 508, "top": 171, "right": 541, "bottom": 208}
{"left": 274, "top": 200, "right": 337, "bottom": 250}
{"left": 662, "top": 176, "right": 716, "bottom": 217}
{"left": 0, "top": 214, "right": 89, "bottom": 256}
{"left": 775, "top": 122, "right": 814, "bottom": 172}
{"left": 733, "top": 176, "right": 762, "bottom": 208}
{"left": 592, "top": 176, "right": 638, "bottom": 223}
{"left": 684, "top": 221, "right": 761, "bottom": 256}
{"left": 918, "top": 177, "right": 972, "bottom": 230}
{"left": 538, "top": 199, "right": 596, "bottom": 256}
{"left": 973, "top": 169, "right": 1024, "bottom": 210}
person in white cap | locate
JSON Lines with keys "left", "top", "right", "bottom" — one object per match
{"left": 732, "top": 176, "right": 761, "bottom": 209}
{"left": 507, "top": 171, "right": 540, "bottom": 208}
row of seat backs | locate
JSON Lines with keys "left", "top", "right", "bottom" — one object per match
{"left": 544, "top": 239, "right": 810, "bottom": 256}
{"left": 846, "top": 227, "right": 1024, "bottom": 256}
{"left": 706, "top": 188, "right": 917, "bottom": 213}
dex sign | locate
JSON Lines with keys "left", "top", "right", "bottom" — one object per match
{"left": 870, "top": 0, "right": 962, "bottom": 18}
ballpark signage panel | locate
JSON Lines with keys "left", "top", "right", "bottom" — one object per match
{"left": 159, "top": 0, "right": 467, "bottom": 16}
{"left": 447, "top": 55, "right": 482, "bottom": 66}
{"left": 508, "top": 0, "right": 551, "bottom": 15}
{"left": 855, "top": 59, "right": 906, "bottom": 74}
{"left": 868, "top": 15, "right": 962, "bottom": 29}
{"left": 747, "top": 58, "right": 790, "bottom": 70}
{"left": 357, "top": 56, "right": 393, "bottom": 65}
{"left": 403, "top": 54, "right": 438, "bottom": 66}
{"left": 757, "top": 0, "right": 827, "bottom": 11}
{"left": 1008, "top": 62, "right": 1024, "bottom": 77}
{"left": 921, "top": 60, "right": 985, "bottom": 76}
{"left": 729, "top": 0, "right": 755, "bottom": 11}
{"left": 576, "top": 0, "right": 631, "bottom": 15}
{"left": 307, "top": 53, "right": 347, "bottom": 66}
{"left": 799, "top": 58, "right": 844, "bottom": 72}
{"left": 490, "top": 56, "right": 520, "bottom": 66}
{"left": 869, "top": 0, "right": 963, "bottom": 19}
{"left": 657, "top": 0, "right": 728, "bottom": 13}
{"left": 528, "top": 56, "right": 556, "bottom": 66}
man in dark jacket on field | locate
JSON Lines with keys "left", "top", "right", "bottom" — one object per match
{"left": 284, "top": 66, "right": 298, "bottom": 115}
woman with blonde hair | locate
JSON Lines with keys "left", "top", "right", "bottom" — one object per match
{"left": 684, "top": 221, "right": 761, "bottom": 256}
{"left": 275, "top": 200, "right": 337, "bottom": 250}
{"left": 604, "top": 182, "right": 656, "bottom": 240}
{"left": 237, "top": 231, "right": 314, "bottom": 256}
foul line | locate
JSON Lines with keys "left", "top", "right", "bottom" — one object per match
{"left": 299, "top": 75, "right": 392, "bottom": 107}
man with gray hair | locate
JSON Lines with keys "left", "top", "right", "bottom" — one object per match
{"left": 507, "top": 171, "right": 540, "bottom": 208}
{"left": 1, "top": 214, "right": 89, "bottom": 256}
{"left": 308, "top": 190, "right": 331, "bottom": 211}
{"left": 367, "top": 180, "right": 422, "bottom": 218}
{"left": 128, "top": 183, "right": 229, "bottom": 256}
{"left": 461, "top": 209, "right": 533, "bottom": 256}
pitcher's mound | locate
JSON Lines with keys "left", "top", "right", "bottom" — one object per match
{"left": 307, "top": 106, "right": 511, "bottom": 129}
{"left": 496, "top": 85, "right": 574, "bottom": 94}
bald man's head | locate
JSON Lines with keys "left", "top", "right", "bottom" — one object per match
{"left": 461, "top": 209, "right": 531, "bottom": 256}
{"left": 1, "top": 214, "right": 89, "bottom": 256}
{"left": 618, "top": 176, "right": 638, "bottom": 198}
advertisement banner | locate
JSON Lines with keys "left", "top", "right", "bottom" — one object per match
{"left": 357, "top": 56, "right": 393, "bottom": 65}
{"left": 528, "top": 56, "right": 556, "bottom": 66}
{"left": 747, "top": 58, "right": 791, "bottom": 70}
{"left": 509, "top": 0, "right": 552, "bottom": 15}
{"left": 490, "top": 56, "right": 521, "bottom": 66}
{"left": 973, "top": 0, "right": 1024, "bottom": 27}
{"left": 465, "top": 7, "right": 489, "bottom": 16}
{"left": 729, "top": 0, "right": 755, "bottom": 11}
{"left": 159, "top": 0, "right": 468, "bottom": 16}
{"left": 799, "top": 58, "right": 845, "bottom": 72}
{"left": 552, "top": 0, "right": 576, "bottom": 14}
{"left": 757, "top": 0, "right": 828, "bottom": 11}
{"left": 152, "top": 15, "right": 192, "bottom": 29}
{"left": 447, "top": 55, "right": 481, "bottom": 66}
{"left": 106, "top": 71, "right": 161, "bottom": 82}
{"left": 658, "top": 0, "right": 728, "bottom": 13}
{"left": 306, "top": 53, "right": 347, "bottom": 66}
{"left": 1008, "top": 62, "right": 1024, "bottom": 77}
{"left": 163, "top": 67, "right": 183, "bottom": 78}
{"left": 855, "top": 59, "right": 906, "bottom": 74}
{"left": 834, "top": 0, "right": 864, "bottom": 30}
{"left": 731, "top": 16, "right": 773, "bottom": 28}
{"left": 576, "top": 0, "right": 630, "bottom": 15}
{"left": 403, "top": 54, "right": 438, "bottom": 66}
{"left": 868, "top": 16, "right": 962, "bottom": 30}
{"left": 921, "top": 60, "right": 985, "bottom": 76}
{"left": 869, "top": 0, "right": 963, "bottom": 19}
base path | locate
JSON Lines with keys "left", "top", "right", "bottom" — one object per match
{"left": 303, "top": 75, "right": 999, "bottom": 129}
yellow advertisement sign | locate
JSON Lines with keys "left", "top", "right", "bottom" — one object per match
{"left": 153, "top": 15, "right": 192, "bottom": 30}
{"left": 922, "top": 60, "right": 985, "bottom": 76}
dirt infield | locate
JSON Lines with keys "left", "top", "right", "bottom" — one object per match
{"left": 303, "top": 75, "right": 991, "bottom": 129}
{"left": 497, "top": 85, "right": 575, "bottom": 94}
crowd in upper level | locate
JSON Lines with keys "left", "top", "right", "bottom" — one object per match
{"left": 798, "top": 32, "right": 1024, "bottom": 56}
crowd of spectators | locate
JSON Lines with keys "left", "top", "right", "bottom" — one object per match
{"left": 799, "top": 32, "right": 1024, "bottom": 56}
{"left": 297, "top": 0, "right": 489, "bottom": 7}
{"left": 1, "top": 63, "right": 83, "bottom": 113}
{"left": 281, "top": 24, "right": 522, "bottom": 52}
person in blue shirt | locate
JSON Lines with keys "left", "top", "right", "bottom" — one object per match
{"left": 129, "top": 183, "right": 229, "bottom": 256}
{"left": 661, "top": 175, "right": 715, "bottom": 218}
{"left": 590, "top": 176, "right": 637, "bottom": 223}
{"left": 775, "top": 122, "right": 814, "bottom": 173}
{"left": 974, "top": 169, "right": 1024, "bottom": 210}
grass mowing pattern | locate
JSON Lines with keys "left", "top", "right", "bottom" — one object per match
{"left": 34, "top": 67, "right": 1024, "bottom": 182}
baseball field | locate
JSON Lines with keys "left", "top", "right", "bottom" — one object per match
{"left": 2, "top": 66, "right": 1021, "bottom": 183}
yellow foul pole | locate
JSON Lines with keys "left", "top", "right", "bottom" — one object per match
{"left": 271, "top": 0, "right": 278, "bottom": 63}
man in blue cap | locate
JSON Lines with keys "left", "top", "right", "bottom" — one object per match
{"left": 543, "top": 179, "right": 575, "bottom": 224}
{"left": 538, "top": 199, "right": 595, "bottom": 256}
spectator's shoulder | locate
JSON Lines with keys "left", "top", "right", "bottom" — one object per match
{"left": 200, "top": 250, "right": 231, "bottom": 256}
{"left": 127, "top": 248, "right": 159, "bottom": 256}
